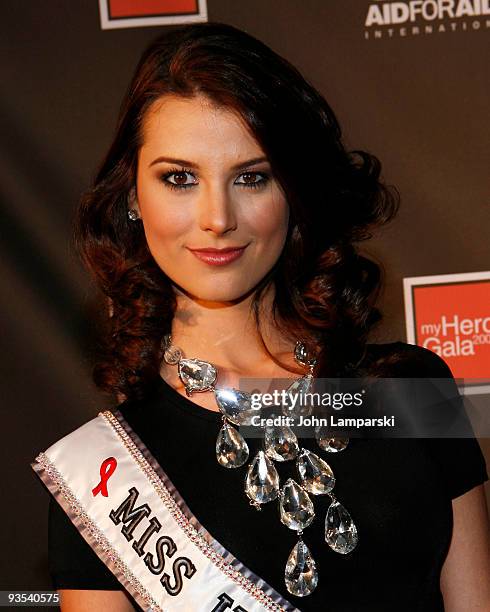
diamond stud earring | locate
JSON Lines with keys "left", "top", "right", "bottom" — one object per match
{"left": 128, "top": 209, "right": 139, "bottom": 221}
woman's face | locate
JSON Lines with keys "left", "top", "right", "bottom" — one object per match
{"left": 133, "top": 94, "right": 289, "bottom": 304}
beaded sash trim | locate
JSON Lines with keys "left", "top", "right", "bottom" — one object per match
{"left": 32, "top": 409, "right": 299, "bottom": 612}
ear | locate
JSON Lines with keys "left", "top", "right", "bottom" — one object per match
{"left": 127, "top": 187, "right": 140, "bottom": 215}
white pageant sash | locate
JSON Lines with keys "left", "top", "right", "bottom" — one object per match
{"left": 32, "top": 409, "right": 299, "bottom": 612}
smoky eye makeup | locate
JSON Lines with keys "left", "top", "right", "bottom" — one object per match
{"left": 158, "top": 166, "right": 272, "bottom": 192}
{"left": 159, "top": 167, "right": 196, "bottom": 191}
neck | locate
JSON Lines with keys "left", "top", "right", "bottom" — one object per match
{"left": 163, "top": 282, "right": 302, "bottom": 381}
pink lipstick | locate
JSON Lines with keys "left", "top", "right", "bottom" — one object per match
{"left": 187, "top": 246, "right": 247, "bottom": 266}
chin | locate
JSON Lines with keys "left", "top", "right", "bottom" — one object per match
{"left": 179, "top": 282, "right": 259, "bottom": 304}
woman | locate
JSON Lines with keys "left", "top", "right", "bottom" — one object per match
{"left": 36, "top": 22, "right": 489, "bottom": 611}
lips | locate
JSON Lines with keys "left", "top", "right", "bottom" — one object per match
{"left": 187, "top": 245, "right": 248, "bottom": 266}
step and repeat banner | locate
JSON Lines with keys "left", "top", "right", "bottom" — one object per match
{"left": 2, "top": 0, "right": 488, "bottom": 590}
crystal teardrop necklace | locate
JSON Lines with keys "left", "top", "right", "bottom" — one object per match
{"left": 161, "top": 333, "right": 358, "bottom": 598}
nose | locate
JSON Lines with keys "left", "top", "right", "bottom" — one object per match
{"left": 197, "top": 183, "right": 238, "bottom": 235}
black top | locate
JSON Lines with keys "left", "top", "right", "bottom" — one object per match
{"left": 47, "top": 342, "right": 488, "bottom": 611}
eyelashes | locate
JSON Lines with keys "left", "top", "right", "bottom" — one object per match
{"left": 159, "top": 167, "right": 271, "bottom": 192}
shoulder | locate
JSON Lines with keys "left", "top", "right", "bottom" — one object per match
{"left": 364, "top": 340, "right": 454, "bottom": 378}
{"left": 365, "top": 344, "right": 488, "bottom": 497}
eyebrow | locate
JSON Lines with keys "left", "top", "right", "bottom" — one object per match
{"left": 148, "top": 155, "right": 269, "bottom": 171}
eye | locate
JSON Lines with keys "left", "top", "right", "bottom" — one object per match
{"left": 235, "top": 171, "right": 270, "bottom": 189}
{"left": 160, "top": 167, "right": 197, "bottom": 191}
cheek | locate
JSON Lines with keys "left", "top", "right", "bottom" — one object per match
{"left": 245, "top": 193, "right": 289, "bottom": 245}
{"left": 144, "top": 207, "right": 191, "bottom": 246}
{"left": 138, "top": 190, "right": 192, "bottom": 250}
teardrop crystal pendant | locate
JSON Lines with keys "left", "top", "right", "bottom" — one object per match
{"left": 264, "top": 420, "right": 299, "bottom": 462}
{"left": 244, "top": 450, "right": 280, "bottom": 506}
{"left": 216, "top": 422, "right": 249, "bottom": 468}
{"left": 178, "top": 358, "right": 217, "bottom": 396}
{"left": 297, "top": 448, "right": 335, "bottom": 494}
{"left": 315, "top": 426, "right": 349, "bottom": 453}
{"left": 285, "top": 538, "right": 318, "bottom": 597}
{"left": 282, "top": 374, "right": 314, "bottom": 418}
{"left": 214, "top": 388, "right": 260, "bottom": 426}
{"left": 325, "top": 500, "right": 358, "bottom": 554}
{"left": 278, "top": 478, "right": 315, "bottom": 531}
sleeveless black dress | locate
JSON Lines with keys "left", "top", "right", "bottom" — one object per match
{"left": 46, "top": 342, "right": 488, "bottom": 611}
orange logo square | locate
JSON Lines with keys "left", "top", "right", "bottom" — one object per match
{"left": 99, "top": 0, "right": 207, "bottom": 29}
{"left": 404, "top": 272, "right": 490, "bottom": 392}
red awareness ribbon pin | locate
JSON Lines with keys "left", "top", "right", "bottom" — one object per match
{"left": 92, "top": 457, "right": 117, "bottom": 497}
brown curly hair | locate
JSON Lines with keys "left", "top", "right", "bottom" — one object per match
{"left": 73, "top": 22, "right": 401, "bottom": 403}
